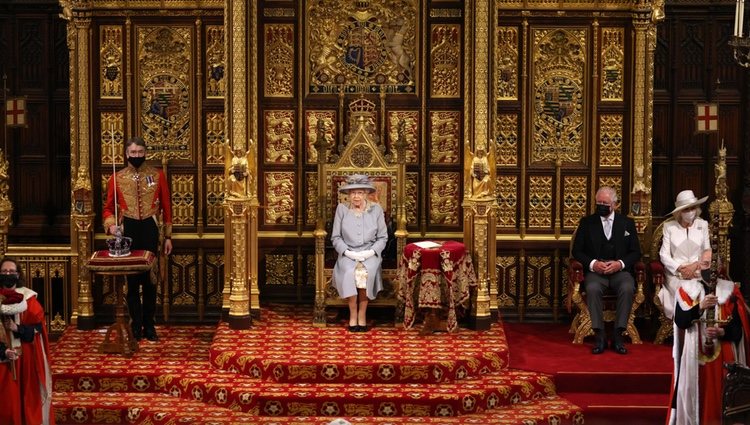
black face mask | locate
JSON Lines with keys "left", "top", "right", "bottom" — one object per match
{"left": 0, "top": 274, "right": 19, "bottom": 288}
{"left": 595, "top": 204, "right": 611, "bottom": 217}
{"left": 128, "top": 156, "right": 146, "bottom": 168}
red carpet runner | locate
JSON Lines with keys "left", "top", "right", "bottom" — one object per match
{"left": 51, "top": 305, "right": 584, "bottom": 424}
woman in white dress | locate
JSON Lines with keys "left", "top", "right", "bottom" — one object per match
{"left": 331, "top": 175, "right": 388, "bottom": 332}
{"left": 658, "top": 190, "right": 712, "bottom": 320}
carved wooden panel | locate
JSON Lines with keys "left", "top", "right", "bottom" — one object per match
{"left": 496, "top": 255, "right": 518, "bottom": 310}
{"left": 171, "top": 174, "right": 196, "bottom": 227}
{"left": 387, "top": 111, "right": 419, "bottom": 163}
{"left": 305, "top": 110, "right": 335, "bottom": 164}
{"left": 136, "top": 26, "right": 193, "bottom": 160}
{"left": 264, "top": 172, "right": 295, "bottom": 225}
{"left": 205, "top": 112, "right": 226, "bottom": 165}
{"left": 524, "top": 254, "right": 555, "bottom": 311}
{"left": 428, "top": 172, "right": 460, "bottom": 226}
{"left": 496, "top": 175, "right": 517, "bottom": 228}
{"left": 205, "top": 173, "right": 225, "bottom": 226}
{"left": 306, "top": 0, "right": 418, "bottom": 94}
{"left": 264, "top": 24, "right": 294, "bottom": 98}
{"left": 600, "top": 28, "right": 624, "bottom": 101}
{"left": 531, "top": 27, "right": 587, "bottom": 164}
{"left": 263, "top": 110, "right": 295, "bottom": 164}
{"left": 562, "top": 176, "right": 587, "bottom": 230}
{"left": 205, "top": 25, "right": 226, "bottom": 99}
{"left": 495, "top": 114, "right": 518, "bottom": 166}
{"left": 598, "top": 114, "right": 623, "bottom": 168}
{"left": 428, "top": 111, "right": 460, "bottom": 164}
{"left": 430, "top": 24, "right": 461, "bottom": 98}
{"left": 496, "top": 26, "right": 519, "bottom": 100}
{"left": 100, "top": 113, "right": 124, "bottom": 165}
{"left": 100, "top": 25, "right": 123, "bottom": 99}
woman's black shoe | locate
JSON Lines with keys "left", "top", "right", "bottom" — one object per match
{"left": 357, "top": 325, "right": 368, "bottom": 332}
{"left": 348, "top": 325, "right": 358, "bottom": 332}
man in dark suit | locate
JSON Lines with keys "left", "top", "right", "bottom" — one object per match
{"left": 572, "top": 186, "right": 641, "bottom": 355}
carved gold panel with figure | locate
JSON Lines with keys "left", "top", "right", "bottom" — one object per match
{"left": 306, "top": 0, "right": 417, "bottom": 94}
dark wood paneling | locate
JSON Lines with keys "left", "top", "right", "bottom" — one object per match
{"left": 657, "top": 4, "right": 748, "bottom": 288}
{"left": 1, "top": 3, "right": 70, "bottom": 244}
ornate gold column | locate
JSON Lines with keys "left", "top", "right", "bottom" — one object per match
{"left": 462, "top": 0, "right": 495, "bottom": 330}
{"left": 60, "top": 2, "right": 96, "bottom": 330}
{"left": 312, "top": 121, "right": 327, "bottom": 327}
{"left": 630, "top": 4, "right": 662, "bottom": 243}
{"left": 224, "top": 0, "right": 258, "bottom": 329}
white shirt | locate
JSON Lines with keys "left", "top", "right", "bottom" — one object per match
{"left": 588, "top": 212, "right": 624, "bottom": 272}
{"left": 600, "top": 212, "right": 614, "bottom": 240}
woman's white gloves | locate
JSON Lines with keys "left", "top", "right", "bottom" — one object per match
{"left": 344, "top": 249, "right": 376, "bottom": 261}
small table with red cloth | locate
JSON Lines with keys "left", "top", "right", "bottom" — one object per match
{"left": 398, "top": 241, "right": 477, "bottom": 333}
{"left": 86, "top": 249, "right": 156, "bottom": 356}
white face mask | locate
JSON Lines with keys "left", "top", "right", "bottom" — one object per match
{"left": 681, "top": 210, "right": 697, "bottom": 223}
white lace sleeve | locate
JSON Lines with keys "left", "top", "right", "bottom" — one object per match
{"left": 0, "top": 299, "right": 27, "bottom": 315}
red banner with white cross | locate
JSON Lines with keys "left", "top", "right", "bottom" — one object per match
{"left": 5, "top": 97, "right": 26, "bottom": 127}
{"left": 695, "top": 103, "right": 718, "bottom": 133}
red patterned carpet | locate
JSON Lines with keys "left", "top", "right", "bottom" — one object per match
{"left": 51, "top": 305, "right": 584, "bottom": 424}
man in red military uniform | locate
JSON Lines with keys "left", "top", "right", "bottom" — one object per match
{"left": 103, "top": 137, "right": 173, "bottom": 342}
{"left": 0, "top": 257, "right": 54, "bottom": 425}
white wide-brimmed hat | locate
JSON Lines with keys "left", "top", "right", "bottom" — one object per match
{"left": 669, "top": 190, "right": 708, "bottom": 215}
{"left": 338, "top": 174, "right": 376, "bottom": 194}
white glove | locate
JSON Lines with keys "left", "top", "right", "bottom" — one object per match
{"left": 361, "top": 249, "right": 376, "bottom": 260}
{"left": 344, "top": 250, "right": 359, "bottom": 261}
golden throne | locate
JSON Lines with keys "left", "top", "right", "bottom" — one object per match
{"left": 312, "top": 98, "right": 408, "bottom": 326}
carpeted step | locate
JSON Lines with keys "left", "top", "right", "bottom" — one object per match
{"left": 555, "top": 370, "right": 670, "bottom": 424}
{"left": 161, "top": 366, "right": 559, "bottom": 417}
{"left": 55, "top": 360, "right": 561, "bottom": 418}
{"left": 53, "top": 391, "right": 583, "bottom": 424}
{"left": 53, "top": 391, "right": 265, "bottom": 424}
{"left": 560, "top": 391, "right": 668, "bottom": 425}
{"left": 554, "top": 371, "right": 672, "bottom": 394}
{"left": 51, "top": 314, "right": 583, "bottom": 423}
{"left": 53, "top": 319, "right": 510, "bottom": 386}
{"left": 210, "top": 320, "right": 509, "bottom": 384}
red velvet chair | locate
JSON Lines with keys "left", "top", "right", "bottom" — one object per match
{"left": 648, "top": 258, "right": 671, "bottom": 344}
{"left": 566, "top": 228, "right": 645, "bottom": 344}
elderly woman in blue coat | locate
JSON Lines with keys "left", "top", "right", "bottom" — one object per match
{"left": 331, "top": 174, "right": 388, "bottom": 332}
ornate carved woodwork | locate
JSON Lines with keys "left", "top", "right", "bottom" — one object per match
{"left": 1, "top": 0, "right": 747, "bottom": 330}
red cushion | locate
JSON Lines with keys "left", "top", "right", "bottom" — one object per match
{"left": 87, "top": 250, "right": 156, "bottom": 273}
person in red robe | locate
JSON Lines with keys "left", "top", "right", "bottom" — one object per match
{"left": 666, "top": 278, "right": 750, "bottom": 425}
{"left": 0, "top": 258, "right": 54, "bottom": 425}
{"left": 1, "top": 286, "right": 26, "bottom": 425}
